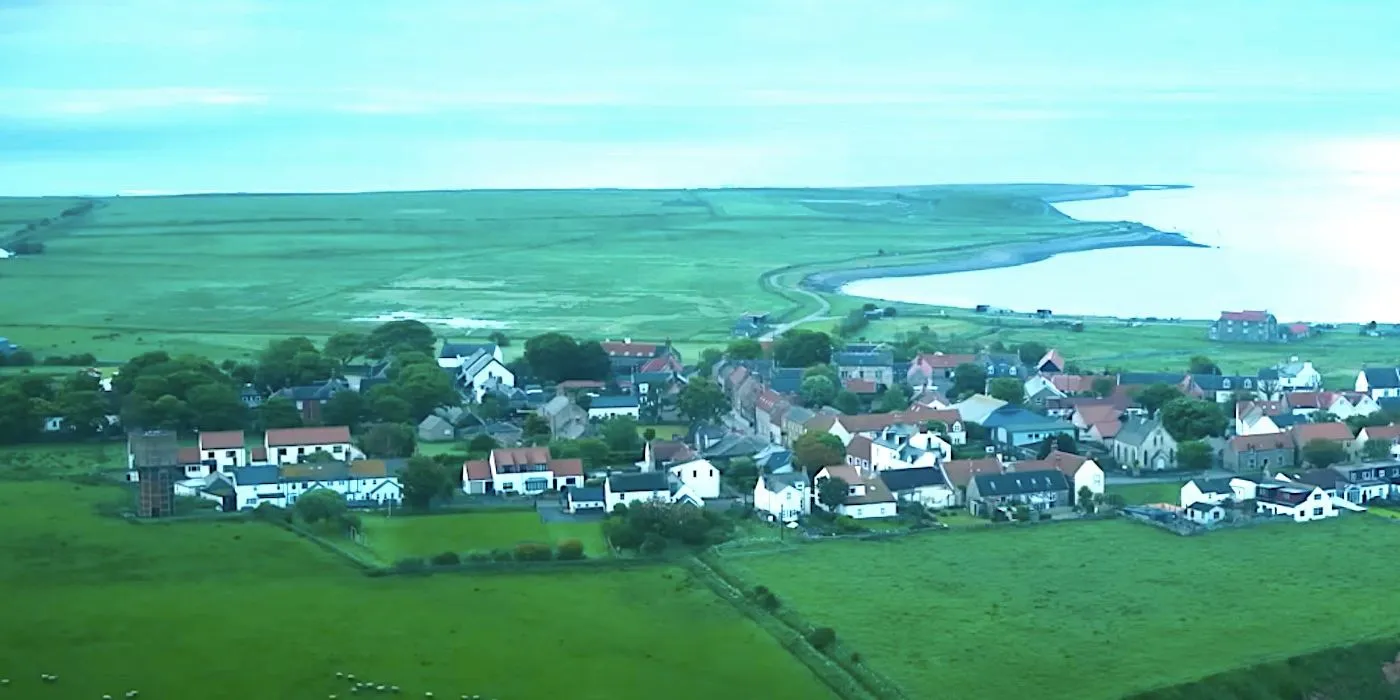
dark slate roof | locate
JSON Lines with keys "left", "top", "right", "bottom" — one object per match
{"left": 764, "top": 471, "right": 810, "bottom": 491}
{"left": 440, "top": 342, "right": 495, "bottom": 359}
{"left": 1119, "top": 372, "right": 1184, "bottom": 386}
{"left": 835, "top": 350, "right": 894, "bottom": 367}
{"left": 755, "top": 448, "right": 793, "bottom": 473}
{"left": 702, "top": 434, "right": 769, "bottom": 459}
{"left": 271, "top": 379, "right": 347, "bottom": 402}
{"left": 879, "top": 467, "right": 947, "bottom": 491}
{"left": 1294, "top": 470, "right": 1341, "bottom": 489}
{"left": 1190, "top": 374, "right": 1257, "bottom": 392}
{"left": 203, "top": 475, "right": 237, "bottom": 497}
{"left": 1257, "top": 368, "right": 1280, "bottom": 381}
{"left": 567, "top": 486, "right": 605, "bottom": 502}
{"left": 1192, "top": 478, "right": 1235, "bottom": 495}
{"left": 972, "top": 470, "right": 1069, "bottom": 496}
{"left": 590, "top": 394, "right": 639, "bottom": 409}
{"left": 632, "top": 371, "right": 676, "bottom": 385}
{"left": 1380, "top": 398, "right": 1400, "bottom": 414}
{"left": 769, "top": 367, "right": 804, "bottom": 394}
{"left": 1186, "top": 501, "right": 1221, "bottom": 513}
{"left": 608, "top": 471, "right": 670, "bottom": 493}
{"left": 232, "top": 465, "right": 280, "bottom": 486}
{"left": 1271, "top": 413, "right": 1305, "bottom": 429}
{"left": 1364, "top": 367, "right": 1400, "bottom": 389}
{"left": 981, "top": 407, "right": 1073, "bottom": 432}
{"left": 1115, "top": 416, "right": 1161, "bottom": 448}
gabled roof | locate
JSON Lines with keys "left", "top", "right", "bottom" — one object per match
{"left": 549, "top": 458, "right": 584, "bottom": 477}
{"left": 608, "top": 471, "right": 669, "bottom": 493}
{"left": 1189, "top": 374, "right": 1257, "bottom": 392}
{"left": 756, "top": 389, "right": 784, "bottom": 413}
{"left": 1037, "top": 349, "right": 1065, "bottom": 371}
{"left": 942, "top": 458, "right": 1003, "bottom": 488}
{"left": 833, "top": 410, "right": 940, "bottom": 435}
{"left": 914, "top": 352, "right": 976, "bottom": 370}
{"left": 232, "top": 465, "right": 281, "bottom": 486}
{"left": 834, "top": 349, "right": 894, "bottom": 367}
{"left": 982, "top": 407, "right": 1073, "bottom": 433}
{"left": 1114, "top": 416, "right": 1162, "bottom": 448}
{"left": 601, "top": 341, "right": 662, "bottom": 358}
{"left": 1186, "top": 501, "right": 1222, "bottom": 513}
{"left": 1284, "top": 391, "right": 1337, "bottom": 410}
{"left": 649, "top": 440, "right": 695, "bottom": 464}
{"left": 463, "top": 459, "right": 491, "bottom": 481}
{"left": 638, "top": 355, "right": 683, "bottom": 374}
{"left": 1090, "top": 420, "right": 1121, "bottom": 438}
{"left": 1290, "top": 422, "right": 1354, "bottom": 445}
{"left": 590, "top": 394, "right": 639, "bottom": 409}
{"left": 1219, "top": 310, "right": 1272, "bottom": 322}
{"left": 177, "top": 447, "right": 201, "bottom": 465}
{"left": 878, "top": 467, "right": 947, "bottom": 492}
{"left": 847, "top": 435, "right": 874, "bottom": 462}
{"left": 198, "top": 430, "right": 245, "bottom": 450}
{"left": 769, "top": 367, "right": 804, "bottom": 394}
{"left": 1363, "top": 367, "right": 1400, "bottom": 389}
{"left": 843, "top": 378, "right": 879, "bottom": 394}
{"left": 265, "top": 426, "right": 351, "bottom": 447}
{"left": 440, "top": 342, "right": 495, "bottom": 359}
{"left": 492, "top": 447, "right": 550, "bottom": 467}
{"left": 1074, "top": 404, "right": 1122, "bottom": 426}
{"left": 1189, "top": 477, "right": 1235, "bottom": 495}
{"left": 1293, "top": 469, "right": 1342, "bottom": 489}
{"left": 1014, "top": 450, "right": 1089, "bottom": 479}
{"left": 762, "top": 471, "right": 810, "bottom": 492}
{"left": 1050, "top": 374, "right": 1099, "bottom": 394}
{"left": 952, "top": 394, "right": 1009, "bottom": 424}
{"left": 271, "top": 379, "right": 347, "bottom": 402}
{"left": 909, "top": 388, "right": 949, "bottom": 408}
{"left": 972, "top": 469, "right": 1069, "bottom": 496}
{"left": 1360, "top": 424, "right": 1400, "bottom": 441}
{"left": 1229, "top": 433, "right": 1292, "bottom": 452}
{"left": 567, "top": 485, "right": 605, "bottom": 502}
{"left": 816, "top": 466, "right": 896, "bottom": 504}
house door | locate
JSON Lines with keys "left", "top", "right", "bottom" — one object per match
{"left": 1152, "top": 454, "right": 1168, "bottom": 471}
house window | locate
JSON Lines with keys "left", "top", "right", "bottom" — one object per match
{"left": 297, "top": 447, "right": 306, "bottom": 455}
{"left": 1313, "top": 507, "right": 1323, "bottom": 516}
{"left": 1312, "top": 493, "right": 1321, "bottom": 500}
{"left": 278, "top": 448, "right": 288, "bottom": 457}
{"left": 207, "top": 451, "right": 216, "bottom": 459}
{"left": 332, "top": 445, "right": 344, "bottom": 453}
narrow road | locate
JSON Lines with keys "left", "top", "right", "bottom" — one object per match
{"left": 760, "top": 275, "right": 831, "bottom": 341}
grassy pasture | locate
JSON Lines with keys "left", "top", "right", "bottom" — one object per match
{"left": 724, "top": 517, "right": 1400, "bottom": 700}
{"left": 1106, "top": 481, "right": 1185, "bottom": 506}
{"left": 0, "top": 481, "right": 834, "bottom": 700}
{"left": 357, "top": 509, "right": 609, "bottom": 562}
{"left": 0, "top": 443, "right": 128, "bottom": 480}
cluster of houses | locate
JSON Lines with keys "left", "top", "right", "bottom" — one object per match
{"left": 124, "top": 426, "right": 400, "bottom": 515}
{"left": 1171, "top": 457, "right": 1400, "bottom": 526}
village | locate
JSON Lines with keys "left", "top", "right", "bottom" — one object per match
{"left": 90, "top": 308, "right": 1400, "bottom": 540}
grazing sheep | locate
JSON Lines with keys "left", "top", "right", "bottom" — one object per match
{"left": 337, "top": 672, "right": 345, "bottom": 678}
{"left": 103, "top": 695, "right": 113, "bottom": 700}
{"left": 330, "top": 695, "right": 338, "bottom": 699}
{"left": 390, "top": 686, "right": 400, "bottom": 693}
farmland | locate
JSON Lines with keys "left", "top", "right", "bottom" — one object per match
{"left": 0, "top": 481, "right": 834, "bottom": 700}
{"left": 722, "top": 517, "right": 1400, "bottom": 700}
{"left": 355, "top": 509, "right": 610, "bottom": 563}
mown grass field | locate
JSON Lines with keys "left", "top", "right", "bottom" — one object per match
{"left": 0, "top": 481, "right": 834, "bottom": 700}
{"left": 357, "top": 509, "right": 609, "bottom": 562}
{"left": 723, "top": 517, "right": 1400, "bottom": 700}
{"left": 1107, "top": 481, "right": 1185, "bottom": 506}
{"left": 0, "top": 186, "right": 1119, "bottom": 363}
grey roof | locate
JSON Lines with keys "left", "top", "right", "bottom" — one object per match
{"left": 1115, "top": 416, "right": 1162, "bottom": 448}
{"left": 272, "top": 379, "right": 347, "bottom": 402}
{"left": 1256, "top": 368, "right": 1280, "bottom": 381}
{"left": 1186, "top": 501, "right": 1221, "bottom": 513}
{"left": 1190, "top": 374, "right": 1256, "bottom": 392}
{"left": 418, "top": 415, "right": 453, "bottom": 432}
{"left": 632, "top": 371, "right": 676, "bottom": 385}
{"left": 1294, "top": 470, "right": 1341, "bottom": 489}
{"left": 754, "top": 447, "right": 793, "bottom": 473}
{"left": 1380, "top": 398, "right": 1400, "bottom": 413}
{"left": 460, "top": 350, "right": 497, "bottom": 378}
{"left": 440, "top": 342, "right": 495, "bottom": 359}
{"left": 1271, "top": 413, "right": 1305, "bottom": 429}
{"left": 702, "top": 434, "right": 769, "bottom": 459}
{"left": 783, "top": 404, "right": 815, "bottom": 425}
{"left": 764, "top": 471, "right": 810, "bottom": 491}
{"left": 1191, "top": 478, "right": 1235, "bottom": 495}
{"left": 972, "top": 470, "right": 1069, "bottom": 496}
{"left": 566, "top": 486, "right": 605, "bottom": 502}
{"left": 541, "top": 395, "right": 578, "bottom": 416}
{"left": 770, "top": 367, "right": 804, "bottom": 394}
{"left": 981, "top": 407, "right": 1074, "bottom": 433}
{"left": 608, "top": 471, "right": 670, "bottom": 493}
{"left": 835, "top": 350, "right": 893, "bottom": 367}
{"left": 1364, "top": 367, "right": 1400, "bottom": 389}
{"left": 232, "top": 465, "right": 281, "bottom": 486}
{"left": 1119, "top": 372, "right": 1184, "bottom": 386}
{"left": 879, "top": 467, "right": 947, "bottom": 491}
{"left": 590, "top": 394, "right": 639, "bottom": 409}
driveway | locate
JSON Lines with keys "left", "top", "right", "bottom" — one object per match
{"left": 536, "top": 499, "right": 603, "bottom": 524}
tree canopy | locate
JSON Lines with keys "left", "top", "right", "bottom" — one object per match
{"left": 952, "top": 362, "right": 988, "bottom": 400}
{"left": 988, "top": 377, "right": 1025, "bottom": 405}
{"left": 365, "top": 320, "right": 436, "bottom": 360}
{"left": 1160, "top": 398, "right": 1227, "bottom": 441}
{"left": 523, "top": 332, "right": 611, "bottom": 382}
{"left": 677, "top": 377, "right": 728, "bottom": 423}
{"left": 1134, "top": 383, "right": 1185, "bottom": 416}
{"left": 793, "top": 432, "right": 844, "bottom": 474}
{"left": 817, "top": 476, "right": 849, "bottom": 509}
{"left": 772, "top": 329, "right": 832, "bottom": 368}
{"left": 1302, "top": 439, "right": 1348, "bottom": 468}
{"left": 1177, "top": 440, "right": 1214, "bottom": 471}
{"left": 725, "top": 339, "right": 764, "bottom": 360}
{"left": 1017, "top": 342, "right": 1048, "bottom": 366}
{"left": 401, "top": 455, "right": 455, "bottom": 510}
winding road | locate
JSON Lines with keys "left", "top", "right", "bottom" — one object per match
{"left": 759, "top": 276, "right": 831, "bottom": 340}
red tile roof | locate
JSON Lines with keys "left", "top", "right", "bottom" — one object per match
{"left": 491, "top": 447, "right": 551, "bottom": 467}
{"left": 847, "top": 435, "right": 874, "bottom": 462}
{"left": 602, "top": 341, "right": 660, "bottom": 357}
{"left": 463, "top": 460, "right": 491, "bottom": 481}
{"left": 1074, "top": 404, "right": 1122, "bottom": 426}
{"left": 756, "top": 389, "right": 783, "bottom": 413}
{"left": 1014, "top": 450, "right": 1088, "bottom": 478}
{"left": 1230, "top": 434, "right": 1292, "bottom": 452}
{"left": 548, "top": 458, "right": 584, "bottom": 477}
{"left": 1038, "top": 349, "right": 1066, "bottom": 371}
{"left": 910, "top": 389, "right": 949, "bottom": 407}
{"left": 835, "top": 411, "right": 939, "bottom": 434}
{"left": 1289, "top": 422, "right": 1354, "bottom": 446}
{"left": 1052, "top": 374, "right": 1102, "bottom": 394}
{"left": 916, "top": 409, "right": 962, "bottom": 427}
{"left": 942, "top": 458, "right": 1003, "bottom": 488}
{"left": 649, "top": 440, "right": 694, "bottom": 464}
{"left": 557, "top": 379, "right": 606, "bottom": 391}
{"left": 1287, "top": 323, "right": 1311, "bottom": 334}
{"left": 265, "top": 426, "right": 351, "bottom": 447}
{"left": 639, "top": 355, "right": 682, "bottom": 374}
{"left": 1220, "top": 310, "right": 1271, "bottom": 322}
{"left": 177, "top": 447, "right": 201, "bottom": 465}
{"left": 843, "top": 378, "right": 879, "bottom": 394}
{"left": 1090, "top": 420, "right": 1121, "bottom": 438}
{"left": 198, "top": 430, "right": 245, "bottom": 450}
{"left": 1361, "top": 424, "right": 1400, "bottom": 441}
{"left": 1285, "top": 391, "right": 1337, "bottom": 410}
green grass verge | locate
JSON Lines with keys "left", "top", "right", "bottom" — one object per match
{"left": 724, "top": 517, "right": 1400, "bottom": 700}
{"left": 0, "top": 481, "right": 835, "bottom": 700}
{"left": 1107, "top": 481, "right": 1184, "bottom": 506}
{"left": 357, "top": 510, "right": 609, "bottom": 562}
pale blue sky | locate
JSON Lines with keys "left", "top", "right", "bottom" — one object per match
{"left": 3, "top": 0, "right": 1399, "bottom": 193}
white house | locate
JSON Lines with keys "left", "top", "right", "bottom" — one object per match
{"left": 1235, "top": 402, "right": 1283, "bottom": 437}
{"left": 868, "top": 426, "right": 948, "bottom": 473}
{"left": 461, "top": 447, "right": 585, "bottom": 495}
{"left": 1357, "top": 367, "right": 1400, "bottom": 400}
{"left": 754, "top": 471, "right": 811, "bottom": 522}
{"left": 878, "top": 467, "right": 956, "bottom": 509}
{"left": 1273, "top": 358, "right": 1323, "bottom": 392}
{"left": 816, "top": 410, "right": 964, "bottom": 448}
{"left": 604, "top": 471, "right": 672, "bottom": 511}
{"left": 668, "top": 458, "right": 721, "bottom": 500}
{"left": 438, "top": 341, "right": 503, "bottom": 370}
{"left": 564, "top": 486, "right": 606, "bottom": 514}
{"left": 1014, "top": 450, "right": 1104, "bottom": 502}
{"left": 814, "top": 465, "right": 898, "bottom": 519}
{"left": 198, "top": 430, "right": 247, "bottom": 471}
{"left": 1354, "top": 425, "right": 1400, "bottom": 459}
{"left": 264, "top": 426, "right": 356, "bottom": 466}
{"left": 1255, "top": 482, "right": 1338, "bottom": 522}
{"left": 456, "top": 350, "right": 515, "bottom": 403}
{"left": 588, "top": 395, "right": 641, "bottom": 420}
{"left": 230, "top": 459, "right": 405, "bottom": 510}
{"left": 1184, "top": 501, "right": 1226, "bottom": 525}
{"left": 1179, "top": 477, "right": 1257, "bottom": 507}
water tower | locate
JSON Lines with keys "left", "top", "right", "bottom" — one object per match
{"left": 127, "top": 430, "right": 180, "bottom": 518}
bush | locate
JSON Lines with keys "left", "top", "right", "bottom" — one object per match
{"left": 430, "top": 551, "right": 461, "bottom": 566}
{"left": 490, "top": 548, "right": 513, "bottom": 562}
{"left": 833, "top": 515, "right": 866, "bottom": 534}
{"left": 807, "top": 627, "right": 837, "bottom": 651}
{"left": 639, "top": 532, "right": 668, "bottom": 556}
{"left": 251, "top": 502, "right": 291, "bottom": 523}
{"left": 555, "top": 538, "right": 585, "bottom": 561}
{"left": 465, "top": 551, "right": 491, "bottom": 562}
{"left": 850, "top": 652, "right": 862, "bottom": 664}
{"left": 514, "top": 541, "right": 553, "bottom": 562}
{"left": 751, "top": 585, "right": 781, "bottom": 611}
{"left": 393, "top": 557, "right": 428, "bottom": 574}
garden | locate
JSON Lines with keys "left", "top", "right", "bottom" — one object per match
{"left": 354, "top": 509, "right": 610, "bottom": 564}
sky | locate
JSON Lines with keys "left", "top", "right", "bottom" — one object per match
{"left": 2, "top": 0, "right": 1400, "bottom": 194}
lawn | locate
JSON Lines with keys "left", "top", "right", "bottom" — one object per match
{"left": 0, "top": 186, "right": 1125, "bottom": 364}
{"left": 640, "top": 423, "right": 689, "bottom": 440}
{"left": 1107, "top": 481, "right": 1185, "bottom": 506}
{"left": 356, "top": 509, "right": 610, "bottom": 562}
{"left": 0, "top": 481, "right": 835, "bottom": 700}
{"left": 723, "top": 517, "right": 1400, "bottom": 700}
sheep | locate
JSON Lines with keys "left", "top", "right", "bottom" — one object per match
{"left": 336, "top": 672, "right": 345, "bottom": 679}
{"left": 390, "top": 686, "right": 400, "bottom": 693}
{"left": 103, "top": 695, "right": 113, "bottom": 700}
{"left": 377, "top": 685, "right": 387, "bottom": 693}
{"left": 126, "top": 692, "right": 140, "bottom": 698}
{"left": 330, "top": 695, "right": 338, "bottom": 699}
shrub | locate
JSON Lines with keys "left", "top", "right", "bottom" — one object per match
{"left": 850, "top": 652, "right": 862, "bottom": 664}
{"left": 639, "top": 533, "right": 668, "bottom": 556}
{"left": 393, "top": 557, "right": 428, "bottom": 574}
{"left": 833, "top": 515, "right": 866, "bottom": 534}
{"left": 430, "top": 551, "right": 461, "bottom": 566}
{"left": 807, "top": 627, "right": 837, "bottom": 651}
{"left": 465, "top": 551, "right": 491, "bottom": 562}
{"left": 751, "top": 585, "right": 781, "bottom": 611}
{"left": 555, "top": 538, "right": 585, "bottom": 561}
{"left": 251, "top": 502, "right": 291, "bottom": 523}
{"left": 514, "top": 542, "right": 553, "bottom": 562}
{"left": 490, "top": 548, "right": 513, "bottom": 562}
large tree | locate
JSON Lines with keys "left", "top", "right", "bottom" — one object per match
{"left": 393, "top": 361, "right": 459, "bottom": 421}
{"left": 677, "top": 377, "right": 728, "bottom": 423}
{"left": 523, "top": 332, "right": 610, "bottom": 382}
{"left": 818, "top": 476, "right": 850, "bottom": 510}
{"left": 0, "top": 384, "right": 43, "bottom": 444}
{"left": 1160, "top": 398, "right": 1227, "bottom": 441}
{"left": 988, "top": 377, "right": 1025, "bottom": 406}
{"left": 725, "top": 339, "right": 764, "bottom": 360}
{"left": 1188, "top": 355, "right": 1220, "bottom": 375}
{"left": 1362, "top": 439, "right": 1394, "bottom": 461}
{"left": 321, "top": 390, "right": 367, "bottom": 429}
{"left": 257, "top": 396, "right": 303, "bottom": 430}
{"left": 1177, "top": 440, "right": 1214, "bottom": 471}
{"left": 322, "top": 331, "right": 367, "bottom": 366}
{"left": 952, "top": 362, "right": 988, "bottom": 400}
{"left": 359, "top": 422, "right": 417, "bottom": 458}
{"left": 833, "top": 390, "right": 862, "bottom": 415}
{"left": 1017, "top": 341, "right": 1049, "bottom": 366}
{"left": 1135, "top": 383, "right": 1184, "bottom": 417}
{"left": 799, "top": 375, "right": 838, "bottom": 409}
{"left": 1091, "top": 377, "right": 1115, "bottom": 398}
{"left": 794, "top": 432, "right": 845, "bottom": 474}
{"left": 256, "top": 337, "right": 334, "bottom": 390}
{"left": 599, "top": 415, "right": 642, "bottom": 455}
{"left": 400, "top": 456, "right": 454, "bottom": 510}
{"left": 186, "top": 383, "right": 248, "bottom": 431}
{"left": 771, "top": 329, "right": 832, "bottom": 368}
{"left": 1302, "top": 439, "right": 1348, "bottom": 468}
{"left": 723, "top": 457, "right": 759, "bottom": 493}
{"left": 293, "top": 489, "right": 348, "bottom": 526}
{"left": 56, "top": 389, "right": 109, "bottom": 437}
{"left": 875, "top": 384, "right": 910, "bottom": 414}
{"left": 365, "top": 320, "right": 436, "bottom": 360}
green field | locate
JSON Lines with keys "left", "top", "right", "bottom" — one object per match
{"left": 357, "top": 509, "right": 610, "bottom": 562}
{"left": 0, "top": 443, "right": 128, "bottom": 480}
{"left": 0, "top": 481, "right": 833, "bottom": 700}
{"left": 1106, "top": 481, "right": 1185, "bottom": 506}
{"left": 722, "top": 517, "right": 1400, "bottom": 700}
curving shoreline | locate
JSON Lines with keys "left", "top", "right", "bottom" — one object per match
{"left": 801, "top": 225, "right": 1205, "bottom": 293}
